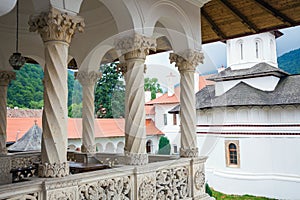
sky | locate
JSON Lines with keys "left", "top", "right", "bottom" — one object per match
{"left": 145, "top": 25, "right": 300, "bottom": 87}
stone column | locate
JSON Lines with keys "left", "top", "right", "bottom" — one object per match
{"left": 115, "top": 33, "right": 156, "bottom": 165}
{"left": 77, "top": 71, "right": 100, "bottom": 153}
{"left": 29, "top": 8, "right": 84, "bottom": 177}
{"left": 0, "top": 71, "right": 16, "bottom": 154}
{"left": 170, "top": 49, "right": 204, "bottom": 157}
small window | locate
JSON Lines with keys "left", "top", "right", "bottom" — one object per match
{"left": 146, "top": 140, "right": 152, "bottom": 154}
{"left": 229, "top": 143, "right": 237, "bottom": 164}
{"left": 255, "top": 41, "right": 259, "bottom": 58}
{"left": 225, "top": 140, "right": 240, "bottom": 167}
{"left": 173, "top": 114, "right": 177, "bottom": 125}
{"left": 173, "top": 145, "right": 178, "bottom": 154}
{"left": 240, "top": 43, "right": 243, "bottom": 60}
{"left": 164, "top": 114, "right": 167, "bottom": 125}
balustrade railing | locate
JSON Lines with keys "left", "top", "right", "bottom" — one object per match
{"left": 0, "top": 155, "right": 211, "bottom": 200}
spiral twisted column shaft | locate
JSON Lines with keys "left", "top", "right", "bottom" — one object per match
{"left": 170, "top": 49, "right": 204, "bottom": 157}
{"left": 0, "top": 71, "right": 16, "bottom": 155}
{"left": 29, "top": 8, "right": 84, "bottom": 177}
{"left": 115, "top": 33, "right": 156, "bottom": 165}
{"left": 77, "top": 71, "right": 100, "bottom": 154}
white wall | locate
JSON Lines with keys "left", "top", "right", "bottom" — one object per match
{"left": 154, "top": 103, "right": 179, "bottom": 130}
{"left": 200, "top": 135, "right": 300, "bottom": 199}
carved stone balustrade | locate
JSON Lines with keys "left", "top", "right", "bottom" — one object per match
{"left": 0, "top": 155, "right": 212, "bottom": 200}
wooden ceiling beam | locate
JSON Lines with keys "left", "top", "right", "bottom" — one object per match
{"left": 219, "top": 0, "right": 259, "bottom": 33}
{"left": 202, "top": 9, "right": 227, "bottom": 40}
{"left": 253, "top": 0, "right": 297, "bottom": 26}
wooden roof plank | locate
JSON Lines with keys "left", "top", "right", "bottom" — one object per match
{"left": 218, "top": 0, "right": 260, "bottom": 33}
{"left": 202, "top": 8, "right": 227, "bottom": 40}
{"left": 253, "top": 0, "right": 297, "bottom": 26}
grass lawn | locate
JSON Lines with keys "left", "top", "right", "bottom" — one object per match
{"left": 211, "top": 188, "right": 276, "bottom": 200}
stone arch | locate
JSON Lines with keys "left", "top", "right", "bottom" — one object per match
{"left": 96, "top": 143, "right": 103, "bottom": 152}
{"left": 116, "top": 141, "right": 124, "bottom": 153}
{"left": 144, "top": 1, "right": 198, "bottom": 52}
{"left": 105, "top": 142, "right": 115, "bottom": 153}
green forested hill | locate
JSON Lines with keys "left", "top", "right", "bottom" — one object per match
{"left": 7, "top": 64, "right": 77, "bottom": 109}
{"left": 278, "top": 48, "right": 300, "bottom": 74}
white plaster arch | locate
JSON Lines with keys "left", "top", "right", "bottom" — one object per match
{"left": 96, "top": 143, "right": 103, "bottom": 152}
{"left": 116, "top": 141, "right": 124, "bottom": 153}
{"left": 270, "top": 106, "right": 282, "bottom": 123}
{"left": 68, "top": 144, "right": 76, "bottom": 151}
{"left": 105, "top": 142, "right": 115, "bottom": 153}
{"left": 254, "top": 37, "right": 263, "bottom": 59}
{"left": 236, "top": 39, "right": 244, "bottom": 61}
{"left": 99, "top": 0, "right": 136, "bottom": 33}
{"left": 0, "top": 0, "right": 16, "bottom": 17}
{"left": 143, "top": 1, "right": 197, "bottom": 52}
{"left": 78, "top": 43, "right": 114, "bottom": 72}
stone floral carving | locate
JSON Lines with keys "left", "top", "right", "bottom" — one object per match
{"left": 47, "top": 189, "right": 75, "bottom": 200}
{"left": 124, "top": 151, "right": 148, "bottom": 165}
{"left": 0, "top": 157, "right": 11, "bottom": 184}
{"left": 38, "top": 162, "right": 69, "bottom": 178}
{"left": 29, "top": 8, "right": 85, "bottom": 43}
{"left": 11, "top": 155, "right": 41, "bottom": 169}
{"left": 139, "top": 177, "right": 156, "bottom": 200}
{"left": 6, "top": 192, "right": 39, "bottom": 200}
{"left": 156, "top": 166, "right": 189, "bottom": 199}
{"left": 170, "top": 49, "right": 204, "bottom": 72}
{"left": 194, "top": 169, "right": 205, "bottom": 190}
{"left": 180, "top": 147, "right": 199, "bottom": 158}
{"left": 78, "top": 176, "right": 131, "bottom": 200}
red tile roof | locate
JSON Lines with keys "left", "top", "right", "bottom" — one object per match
{"left": 7, "top": 118, "right": 163, "bottom": 142}
{"left": 145, "top": 86, "right": 180, "bottom": 105}
{"left": 198, "top": 75, "right": 215, "bottom": 90}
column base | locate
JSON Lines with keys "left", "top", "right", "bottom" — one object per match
{"left": 180, "top": 147, "right": 199, "bottom": 158}
{"left": 124, "top": 151, "right": 148, "bottom": 165}
{"left": 38, "top": 162, "right": 69, "bottom": 178}
{"left": 81, "top": 144, "right": 96, "bottom": 154}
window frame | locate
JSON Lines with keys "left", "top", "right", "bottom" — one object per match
{"left": 225, "top": 140, "right": 240, "bottom": 168}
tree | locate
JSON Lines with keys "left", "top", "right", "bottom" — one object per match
{"left": 68, "top": 103, "right": 82, "bottom": 118}
{"left": 144, "top": 77, "right": 163, "bottom": 100}
{"left": 94, "top": 63, "right": 125, "bottom": 118}
{"left": 158, "top": 136, "right": 171, "bottom": 155}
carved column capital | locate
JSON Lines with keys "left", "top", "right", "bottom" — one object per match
{"left": 29, "top": 8, "right": 85, "bottom": 44}
{"left": 115, "top": 33, "right": 156, "bottom": 60}
{"left": 170, "top": 49, "right": 204, "bottom": 73}
{"left": 0, "top": 71, "right": 16, "bottom": 86}
{"left": 76, "top": 71, "right": 100, "bottom": 86}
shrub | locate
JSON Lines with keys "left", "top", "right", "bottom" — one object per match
{"left": 206, "top": 183, "right": 213, "bottom": 196}
{"left": 158, "top": 136, "right": 171, "bottom": 155}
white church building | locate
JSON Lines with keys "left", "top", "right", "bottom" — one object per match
{"left": 169, "top": 31, "right": 300, "bottom": 199}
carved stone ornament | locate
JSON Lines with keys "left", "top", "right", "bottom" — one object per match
{"left": 124, "top": 151, "right": 148, "bottom": 165}
{"left": 11, "top": 155, "right": 41, "bottom": 169}
{"left": 47, "top": 188, "right": 76, "bottom": 200}
{"left": 194, "top": 168, "right": 205, "bottom": 190}
{"left": 78, "top": 176, "right": 131, "bottom": 200}
{"left": 115, "top": 33, "right": 156, "bottom": 59}
{"left": 6, "top": 192, "right": 39, "bottom": 200}
{"left": 139, "top": 177, "right": 156, "bottom": 200}
{"left": 170, "top": 49, "right": 204, "bottom": 72}
{"left": 180, "top": 147, "right": 199, "bottom": 158}
{"left": 81, "top": 144, "right": 96, "bottom": 154}
{"left": 76, "top": 71, "right": 100, "bottom": 86}
{"left": 28, "top": 7, "right": 85, "bottom": 43}
{"left": 0, "top": 157, "right": 11, "bottom": 184}
{"left": 156, "top": 166, "right": 189, "bottom": 199}
{"left": 0, "top": 71, "right": 16, "bottom": 85}
{"left": 38, "top": 162, "right": 69, "bottom": 178}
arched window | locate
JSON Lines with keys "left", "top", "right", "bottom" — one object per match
{"left": 255, "top": 39, "right": 263, "bottom": 59}
{"left": 225, "top": 140, "right": 240, "bottom": 167}
{"left": 255, "top": 41, "right": 259, "bottom": 58}
{"left": 146, "top": 140, "right": 152, "bottom": 153}
{"left": 236, "top": 40, "right": 243, "bottom": 61}
{"left": 229, "top": 143, "right": 237, "bottom": 165}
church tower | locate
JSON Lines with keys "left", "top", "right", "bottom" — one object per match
{"left": 226, "top": 31, "right": 281, "bottom": 70}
